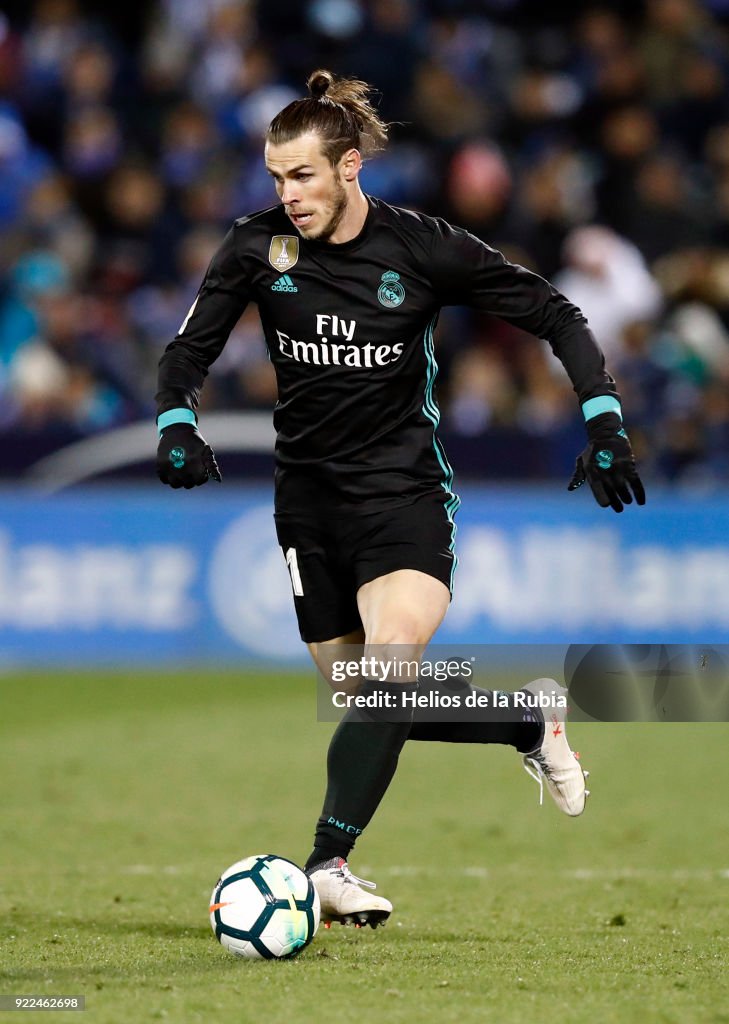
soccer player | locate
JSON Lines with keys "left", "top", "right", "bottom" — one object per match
{"left": 156, "top": 70, "right": 645, "bottom": 928}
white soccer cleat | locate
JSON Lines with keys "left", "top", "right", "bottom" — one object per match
{"left": 521, "top": 678, "right": 589, "bottom": 817}
{"left": 308, "top": 858, "right": 392, "bottom": 929}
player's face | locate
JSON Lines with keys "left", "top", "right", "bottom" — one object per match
{"left": 265, "top": 133, "right": 349, "bottom": 242}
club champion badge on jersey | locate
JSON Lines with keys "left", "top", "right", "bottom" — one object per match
{"left": 269, "top": 235, "right": 299, "bottom": 272}
{"left": 378, "top": 270, "right": 405, "bottom": 308}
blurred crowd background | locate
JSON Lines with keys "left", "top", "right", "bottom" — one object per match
{"left": 2, "top": 0, "right": 729, "bottom": 485}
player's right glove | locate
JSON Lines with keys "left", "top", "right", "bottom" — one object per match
{"left": 568, "top": 411, "right": 645, "bottom": 514}
{"left": 156, "top": 417, "right": 222, "bottom": 489}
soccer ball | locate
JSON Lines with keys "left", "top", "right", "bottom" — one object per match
{"left": 209, "top": 854, "right": 320, "bottom": 959}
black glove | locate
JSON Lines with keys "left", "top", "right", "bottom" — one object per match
{"left": 568, "top": 412, "right": 645, "bottom": 514}
{"left": 156, "top": 422, "right": 222, "bottom": 488}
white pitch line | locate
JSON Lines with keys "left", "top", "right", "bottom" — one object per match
{"left": 365, "top": 865, "right": 729, "bottom": 881}
{"left": 119, "top": 864, "right": 729, "bottom": 881}
{"left": 121, "top": 864, "right": 184, "bottom": 875}
{"left": 564, "top": 868, "right": 729, "bottom": 881}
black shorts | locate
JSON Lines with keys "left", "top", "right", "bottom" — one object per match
{"left": 274, "top": 491, "right": 460, "bottom": 643}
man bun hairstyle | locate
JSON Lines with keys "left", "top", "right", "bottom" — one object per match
{"left": 308, "top": 69, "right": 334, "bottom": 101}
{"left": 267, "top": 69, "right": 388, "bottom": 166}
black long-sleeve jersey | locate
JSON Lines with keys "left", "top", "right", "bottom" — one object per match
{"left": 157, "top": 196, "right": 619, "bottom": 512}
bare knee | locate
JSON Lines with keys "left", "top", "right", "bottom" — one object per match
{"left": 366, "top": 617, "right": 430, "bottom": 648}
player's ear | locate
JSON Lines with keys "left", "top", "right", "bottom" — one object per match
{"left": 340, "top": 148, "right": 362, "bottom": 181}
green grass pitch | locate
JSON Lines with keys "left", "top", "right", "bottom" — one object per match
{"left": 1, "top": 669, "right": 728, "bottom": 1024}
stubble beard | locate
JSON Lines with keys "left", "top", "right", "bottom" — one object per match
{"left": 307, "top": 177, "right": 348, "bottom": 242}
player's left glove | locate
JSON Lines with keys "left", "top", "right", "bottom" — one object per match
{"left": 156, "top": 420, "right": 222, "bottom": 489}
{"left": 568, "top": 412, "right": 645, "bottom": 514}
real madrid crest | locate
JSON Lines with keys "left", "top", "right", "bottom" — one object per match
{"left": 378, "top": 270, "right": 405, "bottom": 308}
{"left": 268, "top": 235, "right": 300, "bottom": 272}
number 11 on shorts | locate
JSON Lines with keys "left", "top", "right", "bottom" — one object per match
{"left": 285, "top": 547, "right": 304, "bottom": 596}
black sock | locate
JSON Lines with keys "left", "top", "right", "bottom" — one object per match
{"left": 408, "top": 684, "right": 542, "bottom": 753}
{"left": 305, "top": 679, "right": 416, "bottom": 872}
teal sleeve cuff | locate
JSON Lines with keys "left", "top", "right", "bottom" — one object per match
{"left": 157, "top": 408, "right": 197, "bottom": 436}
{"left": 582, "top": 396, "right": 622, "bottom": 422}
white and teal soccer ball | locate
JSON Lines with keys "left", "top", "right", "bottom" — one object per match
{"left": 209, "top": 854, "right": 320, "bottom": 959}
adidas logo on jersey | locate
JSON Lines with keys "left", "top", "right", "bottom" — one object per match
{"left": 271, "top": 274, "right": 298, "bottom": 293}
